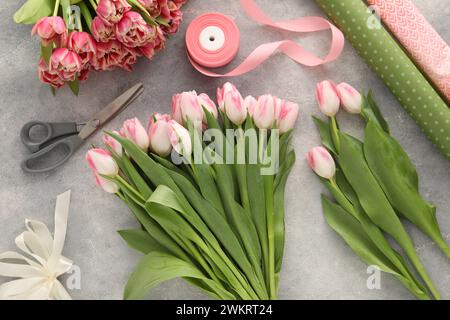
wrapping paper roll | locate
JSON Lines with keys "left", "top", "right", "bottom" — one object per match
{"left": 367, "top": 0, "right": 450, "bottom": 103}
{"left": 315, "top": 0, "right": 450, "bottom": 161}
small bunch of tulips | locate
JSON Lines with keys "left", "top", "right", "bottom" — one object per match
{"left": 308, "top": 80, "right": 449, "bottom": 300}
{"left": 86, "top": 82, "right": 299, "bottom": 299}
{"left": 14, "top": 0, "right": 187, "bottom": 94}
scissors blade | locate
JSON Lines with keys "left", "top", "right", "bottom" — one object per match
{"left": 78, "top": 83, "right": 144, "bottom": 140}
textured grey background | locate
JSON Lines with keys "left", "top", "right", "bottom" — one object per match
{"left": 0, "top": 0, "right": 449, "bottom": 300}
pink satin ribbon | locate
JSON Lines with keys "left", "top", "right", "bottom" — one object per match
{"left": 367, "top": 0, "right": 450, "bottom": 103}
{"left": 187, "top": 0, "right": 345, "bottom": 77}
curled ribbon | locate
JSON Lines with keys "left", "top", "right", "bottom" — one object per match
{"left": 0, "top": 190, "right": 73, "bottom": 300}
{"left": 187, "top": 0, "right": 345, "bottom": 77}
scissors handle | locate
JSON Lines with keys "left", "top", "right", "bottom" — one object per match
{"left": 20, "top": 121, "right": 78, "bottom": 153}
{"left": 21, "top": 135, "right": 84, "bottom": 173}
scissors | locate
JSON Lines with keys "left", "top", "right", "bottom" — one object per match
{"left": 20, "top": 83, "right": 144, "bottom": 173}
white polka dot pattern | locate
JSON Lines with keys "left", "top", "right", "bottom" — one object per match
{"left": 316, "top": 0, "right": 450, "bottom": 161}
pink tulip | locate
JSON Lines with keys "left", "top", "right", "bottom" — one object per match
{"left": 103, "top": 131, "right": 123, "bottom": 157}
{"left": 336, "top": 82, "right": 363, "bottom": 114}
{"left": 137, "top": 0, "right": 161, "bottom": 16}
{"left": 160, "top": 1, "right": 183, "bottom": 34}
{"left": 97, "top": 0, "right": 131, "bottom": 24}
{"left": 167, "top": 120, "right": 192, "bottom": 158}
{"left": 115, "top": 11, "right": 158, "bottom": 48}
{"left": 217, "top": 82, "right": 246, "bottom": 125}
{"left": 48, "top": 48, "right": 82, "bottom": 82}
{"left": 31, "top": 16, "right": 67, "bottom": 47}
{"left": 123, "top": 118, "right": 150, "bottom": 151}
{"left": 91, "top": 40, "right": 124, "bottom": 71}
{"left": 67, "top": 32, "right": 97, "bottom": 66}
{"left": 91, "top": 16, "right": 116, "bottom": 43}
{"left": 139, "top": 28, "right": 165, "bottom": 59}
{"left": 94, "top": 171, "right": 120, "bottom": 193}
{"left": 277, "top": 101, "right": 299, "bottom": 134}
{"left": 244, "top": 96, "right": 257, "bottom": 117}
{"left": 172, "top": 91, "right": 203, "bottom": 127}
{"left": 253, "top": 95, "right": 277, "bottom": 129}
{"left": 315, "top": 80, "right": 340, "bottom": 117}
{"left": 86, "top": 148, "right": 119, "bottom": 176}
{"left": 37, "top": 58, "right": 65, "bottom": 88}
{"left": 306, "top": 146, "right": 336, "bottom": 179}
{"left": 148, "top": 113, "right": 172, "bottom": 156}
{"left": 198, "top": 93, "right": 218, "bottom": 121}
{"left": 118, "top": 46, "right": 140, "bottom": 71}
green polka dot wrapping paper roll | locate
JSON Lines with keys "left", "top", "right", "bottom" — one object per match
{"left": 315, "top": 0, "right": 450, "bottom": 161}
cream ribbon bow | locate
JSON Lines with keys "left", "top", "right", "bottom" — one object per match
{"left": 0, "top": 190, "right": 73, "bottom": 300}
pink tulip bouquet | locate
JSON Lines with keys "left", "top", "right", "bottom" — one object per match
{"left": 309, "top": 81, "right": 449, "bottom": 300}
{"left": 86, "top": 83, "right": 299, "bottom": 299}
{"left": 14, "top": 0, "right": 187, "bottom": 94}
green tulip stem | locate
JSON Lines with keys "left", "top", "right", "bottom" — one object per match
{"left": 53, "top": 0, "right": 61, "bottom": 16}
{"left": 330, "top": 117, "right": 340, "bottom": 153}
{"left": 88, "top": 0, "right": 97, "bottom": 10}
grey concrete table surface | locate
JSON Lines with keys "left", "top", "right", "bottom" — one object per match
{"left": 0, "top": 0, "right": 449, "bottom": 300}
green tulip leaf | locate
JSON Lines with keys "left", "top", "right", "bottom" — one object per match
{"left": 364, "top": 121, "right": 450, "bottom": 259}
{"left": 14, "top": 0, "right": 55, "bottom": 25}
{"left": 362, "top": 91, "right": 390, "bottom": 133}
{"left": 124, "top": 251, "right": 235, "bottom": 300}
{"left": 339, "top": 131, "right": 440, "bottom": 299}
{"left": 312, "top": 116, "right": 337, "bottom": 155}
{"left": 118, "top": 229, "right": 167, "bottom": 255}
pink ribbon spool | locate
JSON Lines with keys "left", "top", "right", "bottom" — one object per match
{"left": 186, "top": 13, "right": 240, "bottom": 68}
{"left": 184, "top": 0, "right": 345, "bottom": 78}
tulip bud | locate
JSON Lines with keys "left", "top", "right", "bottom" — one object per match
{"left": 48, "top": 48, "right": 83, "bottom": 82}
{"left": 315, "top": 80, "right": 340, "bottom": 117}
{"left": 97, "top": 0, "right": 131, "bottom": 25}
{"left": 180, "top": 91, "right": 203, "bottom": 126}
{"left": 198, "top": 93, "right": 218, "bottom": 121}
{"left": 336, "top": 82, "right": 363, "bottom": 114}
{"left": 31, "top": 16, "right": 67, "bottom": 47}
{"left": 103, "top": 131, "right": 123, "bottom": 157}
{"left": 253, "top": 95, "right": 277, "bottom": 129}
{"left": 277, "top": 101, "right": 299, "bottom": 134}
{"left": 244, "top": 96, "right": 257, "bottom": 117}
{"left": 218, "top": 82, "right": 246, "bottom": 125}
{"left": 86, "top": 148, "right": 119, "bottom": 176}
{"left": 168, "top": 120, "right": 192, "bottom": 158}
{"left": 306, "top": 146, "right": 336, "bottom": 179}
{"left": 123, "top": 118, "right": 150, "bottom": 151}
{"left": 91, "top": 16, "right": 116, "bottom": 43}
{"left": 94, "top": 171, "right": 119, "bottom": 194}
{"left": 148, "top": 113, "right": 172, "bottom": 156}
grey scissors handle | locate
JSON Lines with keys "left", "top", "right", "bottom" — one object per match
{"left": 21, "top": 135, "right": 84, "bottom": 173}
{"left": 20, "top": 121, "right": 78, "bottom": 153}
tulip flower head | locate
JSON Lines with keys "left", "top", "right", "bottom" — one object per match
{"left": 67, "top": 32, "right": 97, "bottom": 66}
{"left": 148, "top": 113, "right": 173, "bottom": 156}
{"left": 123, "top": 118, "right": 150, "bottom": 151}
{"left": 38, "top": 58, "right": 65, "bottom": 88}
{"left": 217, "top": 82, "right": 246, "bottom": 125}
{"left": 336, "top": 82, "right": 363, "bottom": 114}
{"left": 48, "top": 48, "right": 83, "bottom": 82}
{"left": 94, "top": 171, "right": 120, "bottom": 194}
{"left": 103, "top": 131, "right": 123, "bottom": 157}
{"left": 31, "top": 16, "right": 67, "bottom": 47}
{"left": 92, "top": 40, "right": 125, "bottom": 71}
{"left": 254, "top": 95, "right": 277, "bottom": 129}
{"left": 115, "top": 11, "right": 158, "bottom": 48}
{"left": 91, "top": 16, "right": 116, "bottom": 43}
{"left": 277, "top": 101, "right": 299, "bottom": 134}
{"left": 168, "top": 120, "right": 192, "bottom": 159}
{"left": 198, "top": 93, "right": 218, "bottom": 121}
{"left": 86, "top": 148, "right": 119, "bottom": 176}
{"left": 306, "top": 146, "right": 336, "bottom": 179}
{"left": 97, "top": 0, "right": 131, "bottom": 25}
{"left": 315, "top": 80, "right": 340, "bottom": 117}
{"left": 244, "top": 96, "right": 257, "bottom": 117}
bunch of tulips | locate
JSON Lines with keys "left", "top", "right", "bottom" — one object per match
{"left": 14, "top": 0, "right": 187, "bottom": 94}
{"left": 308, "top": 80, "right": 449, "bottom": 300}
{"left": 85, "top": 83, "right": 299, "bottom": 299}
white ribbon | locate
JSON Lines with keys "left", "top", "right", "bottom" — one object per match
{"left": 0, "top": 190, "right": 73, "bottom": 300}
